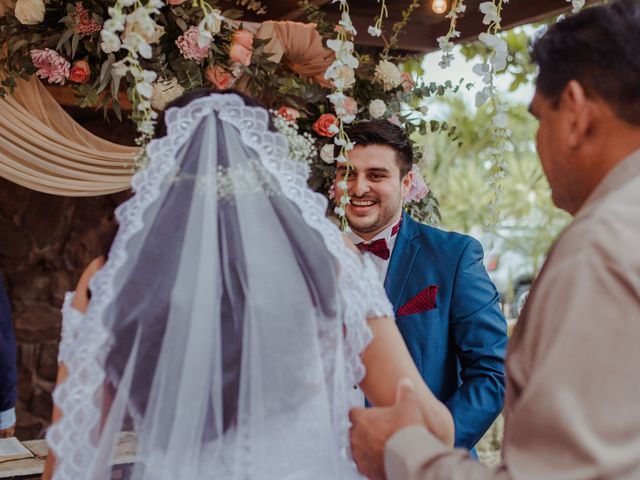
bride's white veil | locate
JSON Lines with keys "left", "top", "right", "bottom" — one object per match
{"left": 46, "top": 92, "right": 392, "bottom": 479}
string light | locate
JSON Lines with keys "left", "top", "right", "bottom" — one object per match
{"left": 432, "top": 0, "right": 448, "bottom": 14}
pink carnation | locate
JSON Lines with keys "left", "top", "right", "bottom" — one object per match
{"left": 176, "top": 26, "right": 210, "bottom": 63}
{"left": 72, "top": 2, "right": 101, "bottom": 36}
{"left": 30, "top": 49, "right": 70, "bottom": 85}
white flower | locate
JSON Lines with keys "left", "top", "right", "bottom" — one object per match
{"left": 106, "top": 7, "right": 126, "bottom": 31}
{"left": 123, "top": 9, "right": 165, "bottom": 45}
{"left": 369, "top": 99, "right": 387, "bottom": 118}
{"left": 374, "top": 60, "right": 402, "bottom": 91}
{"left": 479, "top": 2, "right": 500, "bottom": 26}
{"left": 475, "top": 85, "right": 494, "bottom": 108}
{"left": 570, "top": 0, "right": 585, "bottom": 13}
{"left": 479, "top": 33, "right": 508, "bottom": 72}
{"left": 326, "top": 39, "right": 358, "bottom": 69}
{"left": 338, "top": 11, "right": 357, "bottom": 35}
{"left": 122, "top": 32, "right": 152, "bottom": 59}
{"left": 111, "top": 60, "right": 129, "bottom": 77}
{"left": 493, "top": 111, "right": 508, "bottom": 129}
{"left": 368, "top": 25, "right": 382, "bottom": 37}
{"left": 101, "top": 30, "right": 122, "bottom": 54}
{"left": 14, "top": 0, "right": 45, "bottom": 25}
{"left": 198, "top": 9, "right": 223, "bottom": 48}
{"left": 472, "top": 62, "right": 492, "bottom": 84}
{"left": 151, "top": 78, "right": 185, "bottom": 110}
{"left": 320, "top": 144, "right": 335, "bottom": 164}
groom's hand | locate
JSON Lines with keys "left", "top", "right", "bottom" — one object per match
{"left": 349, "top": 378, "right": 424, "bottom": 480}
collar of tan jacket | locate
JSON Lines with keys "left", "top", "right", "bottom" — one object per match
{"left": 576, "top": 148, "right": 640, "bottom": 220}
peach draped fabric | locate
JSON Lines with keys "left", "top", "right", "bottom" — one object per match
{"left": 256, "top": 21, "right": 334, "bottom": 87}
{"left": 0, "top": 0, "right": 135, "bottom": 195}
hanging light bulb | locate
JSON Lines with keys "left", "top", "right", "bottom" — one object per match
{"left": 432, "top": 0, "right": 448, "bottom": 14}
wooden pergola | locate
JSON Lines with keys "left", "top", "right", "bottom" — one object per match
{"left": 234, "top": 0, "right": 598, "bottom": 51}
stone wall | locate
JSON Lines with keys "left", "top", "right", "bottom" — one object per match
{"left": 0, "top": 176, "right": 130, "bottom": 439}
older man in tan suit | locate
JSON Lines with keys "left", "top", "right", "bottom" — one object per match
{"left": 349, "top": 1, "right": 640, "bottom": 479}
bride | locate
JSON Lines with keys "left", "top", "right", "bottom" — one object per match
{"left": 44, "top": 90, "right": 453, "bottom": 479}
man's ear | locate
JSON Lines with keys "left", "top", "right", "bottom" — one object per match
{"left": 401, "top": 169, "right": 414, "bottom": 198}
{"left": 562, "top": 80, "right": 592, "bottom": 150}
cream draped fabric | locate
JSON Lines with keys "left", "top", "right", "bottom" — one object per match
{"left": 0, "top": 0, "right": 136, "bottom": 196}
{"left": 0, "top": 75, "right": 136, "bottom": 195}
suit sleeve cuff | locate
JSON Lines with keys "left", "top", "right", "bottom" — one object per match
{"left": 385, "top": 425, "right": 450, "bottom": 478}
{"left": 0, "top": 407, "right": 16, "bottom": 430}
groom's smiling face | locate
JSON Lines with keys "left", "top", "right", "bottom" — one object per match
{"left": 335, "top": 144, "right": 412, "bottom": 240}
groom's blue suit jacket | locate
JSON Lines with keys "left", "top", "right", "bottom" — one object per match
{"left": 384, "top": 213, "right": 507, "bottom": 450}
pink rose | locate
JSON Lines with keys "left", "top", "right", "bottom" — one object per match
{"left": 229, "top": 43, "right": 252, "bottom": 66}
{"left": 69, "top": 60, "right": 90, "bottom": 83}
{"left": 167, "top": 0, "right": 186, "bottom": 4}
{"left": 277, "top": 106, "right": 301, "bottom": 122}
{"left": 343, "top": 96, "right": 358, "bottom": 116}
{"left": 312, "top": 113, "right": 339, "bottom": 138}
{"left": 400, "top": 72, "right": 415, "bottom": 93}
{"left": 232, "top": 29, "right": 254, "bottom": 50}
{"left": 205, "top": 65, "right": 233, "bottom": 90}
{"left": 404, "top": 165, "right": 429, "bottom": 203}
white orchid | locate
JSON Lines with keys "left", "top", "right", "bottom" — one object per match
{"left": 479, "top": 32, "right": 508, "bottom": 72}
{"left": 122, "top": 31, "right": 152, "bottom": 59}
{"left": 198, "top": 9, "right": 223, "bottom": 48}
{"left": 325, "top": 39, "right": 358, "bottom": 68}
{"left": 479, "top": 2, "right": 500, "bottom": 26}
{"left": 367, "top": 25, "right": 382, "bottom": 37}
{"left": 100, "top": 30, "right": 122, "bottom": 54}
{"left": 570, "top": 0, "right": 585, "bottom": 13}
{"left": 339, "top": 11, "right": 357, "bottom": 35}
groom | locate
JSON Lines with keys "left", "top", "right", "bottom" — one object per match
{"left": 335, "top": 120, "right": 507, "bottom": 452}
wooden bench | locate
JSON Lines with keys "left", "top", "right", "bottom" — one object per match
{"left": 0, "top": 433, "right": 137, "bottom": 479}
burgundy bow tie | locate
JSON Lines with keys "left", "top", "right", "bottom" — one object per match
{"left": 356, "top": 218, "right": 402, "bottom": 260}
{"left": 357, "top": 239, "right": 390, "bottom": 260}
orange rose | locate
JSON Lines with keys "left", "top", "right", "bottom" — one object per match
{"left": 167, "top": 0, "right": 186, "bottom": 4}
{"left": 232, "top": 29, "right": 254, "bottom": 50}
{"left": 69, "top": 60, "right": 90, "bottom": 83}
{"left": 312, "top": 113, "right": 339, "bottom": 138}
{"left": 205, "top": 65, "right": 233, "bottom": 90}
{"left": 277, "top": 106, "right": 301, "bottom": 122}
{"left": 229, "top": 43, "right": 252, "bottom": 66}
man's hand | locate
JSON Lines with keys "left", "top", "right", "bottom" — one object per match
{"left": 349, "top": 378, "right": 424, "bottom": 480}
{"left": 0, "top": 424, "right": 15, "bottom": 438}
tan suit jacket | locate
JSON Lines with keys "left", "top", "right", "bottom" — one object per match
{"left": 385, "top": 150, "right": 640, "bottom": 480}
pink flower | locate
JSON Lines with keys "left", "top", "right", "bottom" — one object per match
{"left": 343, "top": 96, "right": 358, "bottom": 116}
{"left": 72, "top": 2, "right": 101, "bottom": 36}
{"left": 167, "top": 0, "right": 186, "bottom": 4}
{"left": 229, "top": 43, "right": 252, "bottom": 66}
{"left": 388, "top": 114, "right": 401, "bottom": 126}
{"left": 277, "top": 106, "right": 300, "bottom": 122}
{"left": 175, "top": 26, "right": 210, "bottom": 63}
{"left": 232, "top": 29, "right": 254, "bottom": 50}
{"left": 205, "top": 65, "right": 233, "bottom": 90}
{"left": 69, "top": 60, "right": 90, "bottom": 83}
{"left": 328, "top": 183, "right": 336, "bottom": 200}
{"left": 312, "top": 113, "right": 339, "bottom": 138}
{"left": 400, "top": 72, "right": 415, "bottom": 93}
{"left": 404, "top": 165, "right": 429, "bottom": 203}
{"left": 30, "top": 49, "right": 70, "bottom": 85}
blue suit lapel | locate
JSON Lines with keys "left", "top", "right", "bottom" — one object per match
{"left": 384, "top": 213, "right": 421, "bottom": 312}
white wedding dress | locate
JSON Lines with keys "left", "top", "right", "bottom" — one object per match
{"left": 46, "top": 93, "right": 394, "bottom": 479}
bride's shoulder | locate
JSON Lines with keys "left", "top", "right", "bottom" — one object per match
{"left": 70, "top": 256, "right": 106, "bottom": 313}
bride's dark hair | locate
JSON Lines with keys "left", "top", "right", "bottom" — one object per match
{"left": 103, "top": 89, "right": 338, "bottom": 439}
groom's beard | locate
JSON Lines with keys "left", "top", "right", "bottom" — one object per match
{"left": 346, "top": 193, "right": 401, "bottom": 236}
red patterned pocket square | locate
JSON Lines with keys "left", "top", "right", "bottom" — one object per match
{"left": 397, "top": 285, "right": 439, "bottom": 316}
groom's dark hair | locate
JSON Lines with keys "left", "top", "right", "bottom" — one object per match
{"left": 531, "top": 0, "right": 640, "bottom": 124}
{"left": 345, "top": 120, "right": 413, "bottom": 177}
